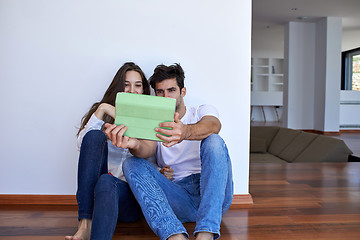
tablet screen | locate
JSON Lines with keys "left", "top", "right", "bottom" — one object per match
{"left": 115, "top": 92, "right": 176, "bottom": 141}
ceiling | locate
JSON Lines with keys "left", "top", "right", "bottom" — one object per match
{"left": 252, "top": 0, "right": 360, "bottom": 37}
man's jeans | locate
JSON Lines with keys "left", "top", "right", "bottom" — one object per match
{"left": 123, "top": 134, "right": 233, "bottom": 240}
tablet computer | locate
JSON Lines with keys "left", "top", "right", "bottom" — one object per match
{"left": 114, "top": 92, "right": 176, "bottom": 141}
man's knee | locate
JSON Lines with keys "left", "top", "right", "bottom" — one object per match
{"left": 201, "top": 134, "right": 225, "bottom": 151}
{"left": 122, "top": 157, "right": 148, "bottom": 176}
{"left": 123, "top": 156, "right": 139, "bottom": 171}
{"left": 200, "top": 134, "right": 229, "bottom": 165}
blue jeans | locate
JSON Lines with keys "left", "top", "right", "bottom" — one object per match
{"left": 76, "top": 130, "right": 140, "bottom": 240}
{"left": 76, "top": 130, "right": 108, "bottom": 220}
{"left": 123, "top": 134, "right": 233, "bottom": 240}
{"left": 90, "top": 174, "right": 141, "bottom": 240}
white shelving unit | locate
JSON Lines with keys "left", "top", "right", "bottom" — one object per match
{"left": 251, "top": 58, "right": 284, "bottom": 92}
{"left": 251, "top": 58, "right": 284, "bottom": 121}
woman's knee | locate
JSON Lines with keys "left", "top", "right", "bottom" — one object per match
{"left": 82, "top": 130, "right": 107, "bottom": 146}
{"left": 94, "top": 174, "right": 116, "bottom": 194}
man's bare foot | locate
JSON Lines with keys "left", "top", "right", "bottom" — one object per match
{"left": 196, "top": 232, "right": 214, "bottom": 240}
{"left": 65, "top": 218, "right": 92, "bottom": 240}
{"left": 168, "top": 233, "right": 188, "bottom": 240}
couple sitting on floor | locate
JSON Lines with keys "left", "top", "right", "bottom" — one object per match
{"left": 65, "top": 62, "right": 233, "bottom": 240}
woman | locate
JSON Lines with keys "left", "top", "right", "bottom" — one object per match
{"left": 66, "top": 62, "right": 173, "bottom": 240}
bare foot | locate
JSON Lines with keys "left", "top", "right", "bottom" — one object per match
{"left": 65, "top": 219, "right": 92, "bottom": 240}
{"left": 196, "top": 232, "right": 214, "bottom": 240}
{"left": 168, "top": 233, "right": 188, "bottom": 240}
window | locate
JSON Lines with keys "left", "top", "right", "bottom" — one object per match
{"left": 342, "top": 47, "right": 360, "bottom": 91}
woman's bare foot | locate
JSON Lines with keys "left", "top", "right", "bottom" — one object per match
{"left": 65, "top": 218, "right": 92, "bottom": 240}
{"left": 168, "top": 233, "right": 188, "bottom": 240}
{"left": 196, "top": 232, "right": 214, "bottom": 240}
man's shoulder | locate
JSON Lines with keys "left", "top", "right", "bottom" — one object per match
{"left": 182, "top": 104, "right": 219, "bottom": 124}
{"left": 195, "top": 104, "right": 219, "bottom": 119}
{"left": 186, "top": 104, "right": 218, "bottom": 113}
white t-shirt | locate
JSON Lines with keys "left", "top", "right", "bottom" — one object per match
{"left": 155, "top": 104, "right": 219, "bottom": 182}
{"left": 77, "top": 113, "right": 157, "bottom": 182}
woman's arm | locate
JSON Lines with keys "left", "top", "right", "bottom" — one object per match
{"left": 77, "top": 103, "right": 115, "bottom": 150}
{"left": 94, "top": 103, "right": 115, "bottom": 119}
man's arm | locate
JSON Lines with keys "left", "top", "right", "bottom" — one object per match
{"left": 155, "top": 112, "right": 221, "bottom": 147}
{"left": 104, "top": 123, "right": 157, "bottom": 158}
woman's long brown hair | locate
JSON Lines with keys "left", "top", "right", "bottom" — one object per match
{"left": 77, "top": 62, "right": 150, "bottom": 136}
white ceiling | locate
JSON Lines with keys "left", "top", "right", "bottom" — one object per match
{"left": 253, "top": 0, "right": 360, "bottom": 31}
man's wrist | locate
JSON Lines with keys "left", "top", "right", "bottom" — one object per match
{"left": 184, "top": 124, "right": 192, "bottom": 140}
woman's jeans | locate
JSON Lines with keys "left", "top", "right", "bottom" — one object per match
{"left": 91, "top": 174, "right": 141, "bottom": 240}
{"left": 123, "top": 134, "right": 233, "bottom": 240}
{"left": 76, "top": 130, "right": 109, "bottom": 220}
{"left": 76, "top": 130, "right": 141, "bottom": 240}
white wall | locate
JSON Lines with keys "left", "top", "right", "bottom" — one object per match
{"left": 342, "top": 29, "right": 360, "bottom": 51}
{"left": 283, "top": 22, "right": 316, "bottom": 130}
{"left": 340, "top": 90, "right": 360, "bottom": 128}
{"left": 251, "top": 26, "right": 284, "bottom": 58}
{"left": 0, "top": 0, "right": 252, "bottom": 195}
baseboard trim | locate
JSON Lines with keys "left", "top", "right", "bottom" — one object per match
{"left": 340, "top": 129, "right": 360, "bottom": 133}
{"left": 0, "top": 194, "right": 253, "bottom": 207}
{"left": 302, "top": 129, "right": 340, "bottom": 136}
{"left": 230, "top": 194, "right": 253, "bottom": 208}
{"left": 0, "top": 194, "right": 77, "bottom": 205}
{"left": 302, "top": 129, "right": 360, "bottom": 135}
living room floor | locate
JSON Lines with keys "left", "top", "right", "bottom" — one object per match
{"left": 251, "top": 121, "right": 360, "bottom": 158}
{"left": 1, "top": 162, "right": 359, "bottom": 239}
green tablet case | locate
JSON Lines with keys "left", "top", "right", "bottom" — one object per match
{"left": 115, "top": 93, "right": 176, "bottom": 141}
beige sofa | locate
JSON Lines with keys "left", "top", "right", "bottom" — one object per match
{"left": 250, "top": 126, "right": 353, "bottom": 163}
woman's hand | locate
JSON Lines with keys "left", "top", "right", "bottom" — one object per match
{"left": 104, "top": 123, "right": 139, "bottom": 150}
{"left": 95, "top": 103, "right": 115, "bottom": 119}
{"left": 160, "top": 166, "right": 174, "bottom": 180}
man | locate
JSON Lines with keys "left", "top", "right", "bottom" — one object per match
{"left": 105, "top": 63, "right": 233, "bottom": 240}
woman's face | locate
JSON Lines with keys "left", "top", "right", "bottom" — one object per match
{"left": 124, "top": 70, "right": 144, "bottom": 94}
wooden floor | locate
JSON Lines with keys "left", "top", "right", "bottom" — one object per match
{"left": 1, "top": 162, "right": 360, "bottom": 239}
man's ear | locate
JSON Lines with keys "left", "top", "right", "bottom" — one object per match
{"left": 181, "top": 87, "right": 186, "bottom": 97}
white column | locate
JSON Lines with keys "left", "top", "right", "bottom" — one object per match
{"left": 283, "top": 22, "right": 316, "bottom": 130}
{"left": 314, "top": 17, "right": 342, "bottom": 132}
{"left": 284, "top": 17, "right": 342, "bottom": 132}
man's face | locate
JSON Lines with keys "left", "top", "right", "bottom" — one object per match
{"left": 154, "top": 78, "right": 186, "bottom": 111}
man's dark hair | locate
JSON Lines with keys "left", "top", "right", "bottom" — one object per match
{"left": 149, "top": 63, "right": 185, "bottom": 91}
